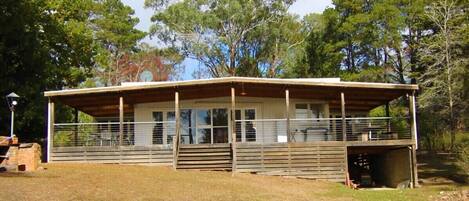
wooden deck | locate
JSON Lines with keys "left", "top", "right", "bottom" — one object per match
{"left": 345, "top": 139, "right": 414, "bottom": 147}
{"left": 235, "top": 142, "right": 346, "bottom": 182}
{"left": 50, "top": 145, "right": 173, "bottom": 165}
{"left": 49, "top": 139, "right": 415, "bottom": 183}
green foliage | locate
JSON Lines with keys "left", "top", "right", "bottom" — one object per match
{"left": 145, "top": 0, "right": 302, "bottom": 77}
{"left": 455, "top": 137, "right": 469, "bottom": 181}
{"left": 53, "top": 131, "right": 72, "bottom": 147}
{"left": 0, "top": 0, "right": 144, "bottom": 142}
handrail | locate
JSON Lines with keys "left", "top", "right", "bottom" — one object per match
{"left": 54, "top": 121, "right": 176, "bottom": 126}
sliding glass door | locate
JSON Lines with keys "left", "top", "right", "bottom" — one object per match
{"left": 196, "top": 108, "right": 229, "bottom": 144}
{"left": 235, "top": 109, "right": 257, "bottom": 142}
{"left": 152, "top": 108, "right": 232, "bottom": 144}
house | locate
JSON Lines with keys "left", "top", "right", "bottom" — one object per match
{"left": 44, "top": 77, "right": 419, "bottom": 188}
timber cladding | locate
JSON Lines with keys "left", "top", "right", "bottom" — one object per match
{"left": 50, "top": 145, "right": 173, "bottom": 165}
{"left": 236, "top": 142, "right": 347, "bottom": 182}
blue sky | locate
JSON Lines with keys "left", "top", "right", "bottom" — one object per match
{"left": 121, "top": 0, "right": 333, "bottom": 80}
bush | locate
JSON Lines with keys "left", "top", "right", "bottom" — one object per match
{"left": 455, "top": 137, "right": 469, "bottom": 183}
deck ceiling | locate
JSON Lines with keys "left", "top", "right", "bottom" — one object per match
{"left": 45, "top": 78, "right": 417, "bottom": 117}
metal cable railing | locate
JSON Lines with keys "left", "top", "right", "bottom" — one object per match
{"left": 53, "top": 117, "right": 411, "bottom": 147}
{"left": 343, "top": 117, "right": 411, "bottom": 141}
{"left": 53, "top": 121, "right": 175, "bottom": 147}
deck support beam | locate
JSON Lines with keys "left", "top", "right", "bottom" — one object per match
{"left": 285, "top": 89, "right": 291, "bottom": 142}
{"left": 385, "top": 102, "right": 391, "bottom": 132}
{"left": 74, "top": 108, "right": 79, "bottom": 146}
{"left": 341, "top": 92, "right": 346, "bottom": 141}
{"left": 411, "top": 144, "right": 418, "bottom": 188}
{"left": 231, "top": 87, "right": 237, "bottom": 173}
{"left": 47, "top": 98, "right": 55, "bottom": 162}
{"left": 174, "top": 91, "right": 180, "bottom": 169}
{"left": 119, "top": 96, "right": 124, "bottom": 146}
{"left": 409, "top": 92, "right": 418, "bottom": 149}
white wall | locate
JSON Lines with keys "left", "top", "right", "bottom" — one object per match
{"left": 133, "top": 96, "right": 329, "bottom": 145}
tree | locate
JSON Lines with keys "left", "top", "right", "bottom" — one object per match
{"left": 145, "top": 0, "right": 302, "bottom": 78}
{"left": 0, "top": 0, "right": 97, "bottom": 141}
{"left": 299, "top": 10, "right": 343, "bottom": 78}
{"left": 92, "top": 0, "right": 146, "bottom": 86}
{"left": 0, "top": 0, "right": 146, "bottom": 142}
{"left": 418, "top": 0, "right": 467, "bottom": 150}
{"left": 106, "top": 43, "right": 184, "bottom": 83}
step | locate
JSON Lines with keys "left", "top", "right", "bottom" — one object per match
{"left": 178, "top": 160, "right": 232, "bottom": 165}
{"left": 179, "top": 144, "right": 231, "bottom": 148}
{"left": 178, "top": 156, "right": 232, "bottom": 161}
{"left": 178, "top": 152, "right": 231, "bottom": 157}
{"left": 179, "top": 148, "right": 231, "bottom": 153}
{"left": 177, "top": 164, "right": 232, "bottom": 169}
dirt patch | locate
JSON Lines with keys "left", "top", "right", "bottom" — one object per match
{"left": 430, "top": 190, "right": 469, "bottom": 201}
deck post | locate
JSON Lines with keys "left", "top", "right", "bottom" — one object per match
{"left": 385, "top": 102, "right": 391, "bottom": 132}
{"left": 47, "top": 98, "right": 55, "bottom": 163}
{"left": 74, "top": 108, "right": 79, "bottom": 146}
{"left": 231, "top": 87, "right": 237, "bottom": 173}
{"left": 411, "top": 144, "right": 419, "bottom": 187}
{"left": 285, "top": 88, "right": 291, "bottom": 142}
{"left": 119, "top": 96, "right": 124, "bottom": 146}
{"left": 174, "top": 91, "right": 180, "bottom": 169}
{"left": 341, "top": 92, "right": 346, "bottom": 141}
{"left": 409, "top": 92, "right": 418, "bottom": 149}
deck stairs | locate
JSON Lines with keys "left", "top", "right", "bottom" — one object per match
{"left": 176, "top": 143, "right": 232, "bottom": 171}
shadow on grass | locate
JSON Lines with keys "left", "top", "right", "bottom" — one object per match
{"left": 418, "top": 152, "right": 468, "bottom": 185}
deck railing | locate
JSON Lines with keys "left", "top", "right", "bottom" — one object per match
{"left": 53, "top": 121, "right": 175, "bottom": 147}
{"left": 235, "top": 117, "right": 411, "bottom": 143}
{"left": 53, "top": 117, "right": 411, "bottom": 147}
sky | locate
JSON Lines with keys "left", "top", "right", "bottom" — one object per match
{"left": 121, "top": 0, "right": 333, "bottom": 80}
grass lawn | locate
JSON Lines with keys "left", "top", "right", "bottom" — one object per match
{"left": 0, "top": 155, "right": 467, "bottom": 201}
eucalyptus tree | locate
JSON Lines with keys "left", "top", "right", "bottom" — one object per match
{"left": 145, "top": 0, "right": 302, "bottom": 77}
{"left": 418, "top": 0, "right": 468, "bottom": 150}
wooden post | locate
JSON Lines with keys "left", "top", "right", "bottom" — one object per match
{"left": 285, "top": 89, "right": 290, "bottom": 142}
{"left": 47, "top": 99, "right": 55, "bottom": 163}
{"left": 174, "top": 91, "right": 180, "bottom": 169}
{"left": 411, "top": 144, "right": 419, "bottom": 187}
{"left": 119, "top": 96, "right": 124, "bottom": 146}
{"left": 341, "top": 92, "right": 346, "bottom": 141}
{"left": 341, "top": 93, "right": 349, "bottom": 183}
{"left": 74, "top": 108, "right": 79, "bottom": 146}
{"left": 409, "top": 92, "right": 418, "bottom": 149}
{"left": 172, "top": 135, "right": 177, "bottom": 169}
{"left": 231, "top": 87, "right": 237, "bottom": 173}
{"left": 385, "top": 102, "right": 391, "bottom": 132}
{"left": 408, "top": 146, "right": 414, "bottom": 188}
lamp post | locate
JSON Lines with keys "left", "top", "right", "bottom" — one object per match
{"left": 6, "top": 92, "right": 20, "bottom": 137}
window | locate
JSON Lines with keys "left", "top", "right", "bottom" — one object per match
{"left": 295, "top": 104, "right": 323, "bottom": 119}
{"left": 196, "top": 109, "right": 211, "bottom": 144}
{"left": 212, "top": 109, "right": 228, "bottom": 143}
{"left": 235, "top": 109, "right": 256, "bottom": 142}
{"left": 152, "top": 112, "right": 164, "bottom": 144}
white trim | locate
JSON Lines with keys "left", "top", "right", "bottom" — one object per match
{"left": 44, "top": 77, "right": 418, "bottom": 97}
{"left": 412, "top": 95, "right": 418, "bottom": 149}
{"left": 47, "top": 101, "right": 52, "bottom": 163}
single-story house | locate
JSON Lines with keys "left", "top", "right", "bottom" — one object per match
{"left": 44, "top": 77, "right": 419, "bottom": 188}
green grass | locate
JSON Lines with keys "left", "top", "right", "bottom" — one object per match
{"left": 0, "top": 160, "right": 467, "bottom": 201}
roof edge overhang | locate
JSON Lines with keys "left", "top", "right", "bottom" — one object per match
{"left": 44, "top": 77, "right": 418, "bottom": 97}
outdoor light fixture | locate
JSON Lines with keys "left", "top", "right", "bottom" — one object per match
{"left": 240, "top": 83, "right": 247, "bottom": 96}
{"left": 6, "top": 92, "right": 20, "bottom": 137}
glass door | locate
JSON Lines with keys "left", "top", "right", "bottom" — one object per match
{"left": 195, "top": 108, "right": 229, "bottom": 144}
{"left": 196, "top": 109, "right": 212, "bottom": 144}
{"left": 235, "top": 109, "right": 256, "bottom": 142}
{"left": 212, "top": 109, "right": 228, "bottom": 143}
